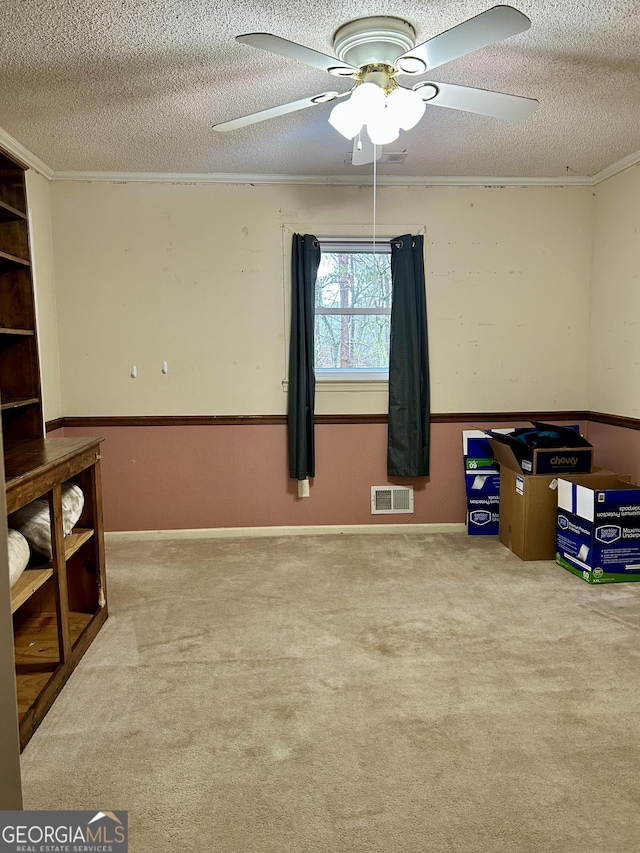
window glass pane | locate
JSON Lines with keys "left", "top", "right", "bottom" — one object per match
{"left": 316, "top": 252, "right": 392, "bottom": 310}
{"left": 315, "top": 314, "right": 391, "bottom": 369}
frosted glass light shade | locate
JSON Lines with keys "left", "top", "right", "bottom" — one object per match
{"left": 328, "top": 82, "right": 423, "bottom": 145}
{"left": 328, "top": 101, "right": 363, "bottom": 140}
{"left": 349, "top": 82, "right": 386, "bottom": 121}
{"left": 366, "top": 116, "right": 400, "bottom": 145}
{"left": 386, "top": 87, "right": 426, "bottom": 131}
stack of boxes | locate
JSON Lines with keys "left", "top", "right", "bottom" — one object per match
{"left": 468, "top": 422, "right": 640, "bottom": 584}
{"left": 486, "top": 424, "right": 618, "bottom": 562}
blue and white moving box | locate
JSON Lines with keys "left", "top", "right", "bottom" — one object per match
{"left": 463, "top": 429, "right": 512, "bottom": 535}
{"left": 556, "top": 475, "right": 640, "bottom": 584}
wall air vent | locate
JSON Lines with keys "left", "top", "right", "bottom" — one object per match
{"left": 371, "top": 485, "right": 414, "bottom": 514}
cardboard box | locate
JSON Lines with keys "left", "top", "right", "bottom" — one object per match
{"left": 556, "top": 477, "right": 640, "bottom": 583}
{"left": 487, "top": 422, "right": 593, "bottom": 475}
{"left": 463, "top": 429, "right": 513, "bottom": 536}
{"left": 463, "top": 430, "right": 504, "bottom": 473}
{"left": 489, "top": 435, "right": 619, "bottom": 560}
{"left": 465, "top": 471, "right": 501, "bottom": 535}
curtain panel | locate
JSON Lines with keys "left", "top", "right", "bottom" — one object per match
{"left": 288, "top": 233, "right": 321, "bottom": 480}
{"left": 387, "top": 234, "right": 431, "bottom": 477}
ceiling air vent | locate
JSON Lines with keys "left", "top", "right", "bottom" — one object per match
{"left": 344, "top": 150, "right": 408, "bottom": 164}
{"left": 378, "top": 151, "right": 408, "bottom": 164}
{"left": 371, "top": 485, "right": 414, "bottom": 514}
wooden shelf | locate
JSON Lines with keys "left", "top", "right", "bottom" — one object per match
{"left": 15, "top": 607, "right": 108, "bottom": 746}
{"left": 14, "top": 611, "right": 60, "bottom": 665}
{"left": 0, "top": 249, "right": 30, "bottom": 273}
{"left": 10, "top": 529, "right": 94, "bottom": 618}
{"left": 16, "top": 669, "right": 58, "bottom": 720}
{"left": 14, "top": 610, "right": 95, "bottom": 668}
{"left": 0, "top": 199, "right": 26, "bottom": 222}
{"left": 65, "top": 527, "right": 94, "bottom": 559}
{"left": 10, "top": 568, "right": 54, "bottom": 614}
{"left": 0, "top": 396, "right": 40, "bottom": 412}
{"left": 0, "top": 327, "right": 34, "bottom": 337}
{"left": 14, "top": 611, "right": 97, "bottom": 724}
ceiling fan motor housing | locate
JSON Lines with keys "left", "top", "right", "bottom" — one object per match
{"left": 333, "top": 16, "right": 416, "bottom": 69}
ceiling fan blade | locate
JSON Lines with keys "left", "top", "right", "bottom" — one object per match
{"left": 396, "top": 5, "right": 531, "bottom": 75}
{"left": 237, "top": 33, "right": 357, "bottom": 75}
{"left": 351, "top": 130, "right": 382, "bottom": 166}
{"left": 419, "top": 80, "right": 538, "bottom": 121}
{"left": 212, "top": 92, "right": 339, "bottom": 132}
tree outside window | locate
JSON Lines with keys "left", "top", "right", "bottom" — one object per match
{"left": 315, "top": 242, "right": 391, "bottom": 373}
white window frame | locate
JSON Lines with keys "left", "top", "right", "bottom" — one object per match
{"left": 315, "top": 237, "right": 392, "bottom": 383}
{"left": 281, "top": 224, "right": 426, "bottom": 394}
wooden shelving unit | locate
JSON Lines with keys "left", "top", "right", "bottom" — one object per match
{"left": 0, "top": 151, "right": 42, "bottom": 446}
{"left": 1, "top": 148, "right": 108, "bottom": 750}
{"left": 6, "top": 438, "right": 108, "bottom": 749}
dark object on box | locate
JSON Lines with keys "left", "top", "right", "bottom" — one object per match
{"left": 487, "top": 422, "right": 593, "bottom": 475}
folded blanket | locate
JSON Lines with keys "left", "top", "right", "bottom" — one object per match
{"left": 8, "top": 528, "right": 30, "bottom": 586}
{"left": 9, "top": 482, "right": 85, "bottom": 559}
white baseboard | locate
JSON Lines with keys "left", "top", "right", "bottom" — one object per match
{"left": 105, "top": 523, "right": 466, "bottom": 542}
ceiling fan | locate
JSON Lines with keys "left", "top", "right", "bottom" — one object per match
{"left": 212, "top": 5, "right": 538, "bottom": 166}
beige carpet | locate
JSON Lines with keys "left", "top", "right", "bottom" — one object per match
{"left": 20, "top": 532, "right": 640, "bottom": 852}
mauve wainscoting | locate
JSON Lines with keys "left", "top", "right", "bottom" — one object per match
{"left": 60, "top": 422, "right": 466, "bottom": 531}
{"left": 47, "top": 414, "right": 610, "bottom": 532}
{"left": 585, "top": 419, "right": 640, "bottom": 485}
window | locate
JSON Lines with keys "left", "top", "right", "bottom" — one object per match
{"left": 315, "top": 239, "right": 391, "bottom": 380}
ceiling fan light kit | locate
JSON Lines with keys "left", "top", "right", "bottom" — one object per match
{"left": 329, "top": 75, "right": 426, "bottom": 144}
{"left": 213, "top": 5, "right": 538, "bottom": 164}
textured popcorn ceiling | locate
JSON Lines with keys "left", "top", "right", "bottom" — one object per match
{"left": 0, "top": 0, "right": 639, "bottom": 178}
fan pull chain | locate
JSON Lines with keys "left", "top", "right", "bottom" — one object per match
{"left": 372, "top": 145, "right": 377, "bottom": 257}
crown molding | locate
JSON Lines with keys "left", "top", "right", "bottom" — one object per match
{"left": 50, "top": 170, "right": 594, "bottom": 187}
{"left": 591, "top": 148, "right": 640, "bottom": 184}
{"left": 0, "top": 128, "right": 54, "bottom": 180}
{"left": 0, "top": 123, "right": 635, "bottom": 188}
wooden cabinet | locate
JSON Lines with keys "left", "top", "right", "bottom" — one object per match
{"left": 0, "top": 148, "right": 108, "bottom": 750}
{"left": 7, "top": 438, "right": 108, "bottom": 749}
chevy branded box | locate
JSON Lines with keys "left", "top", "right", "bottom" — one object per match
{"left": 463, "top": 429, "right": 512, "bottom": 535}
{"left": 487, "top": 422, "right": 593, "bottom": 475}
{"left": 556, "top": 476, "right": 640, "bottom": 583}
{"left": 489, "top": 435, "right": 619, "bottom": 561}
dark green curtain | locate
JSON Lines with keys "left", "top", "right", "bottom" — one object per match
{"left": 387, "top": 234, "right": 430, "bottom": 477}
{"left": 288, "top": 233, "right": 321, "bottom": 480}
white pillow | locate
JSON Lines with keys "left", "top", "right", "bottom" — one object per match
{"left": 9, "top": 482, "right": 85, "bottom": 559}
{"left": 61, "top": 482, "right": 85, "bottom": 535}
{"left": 8, "top": 528, "right": 30, "bottom": 586}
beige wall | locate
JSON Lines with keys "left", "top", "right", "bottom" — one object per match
{"left": 26, "top": 170, "right": 63, "bottom": 422}
{"left": 589, "top": 164, "right": 640, "bottom": 418}
{"left": 50, "top": 181, "right": 593, "bottom": 417}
